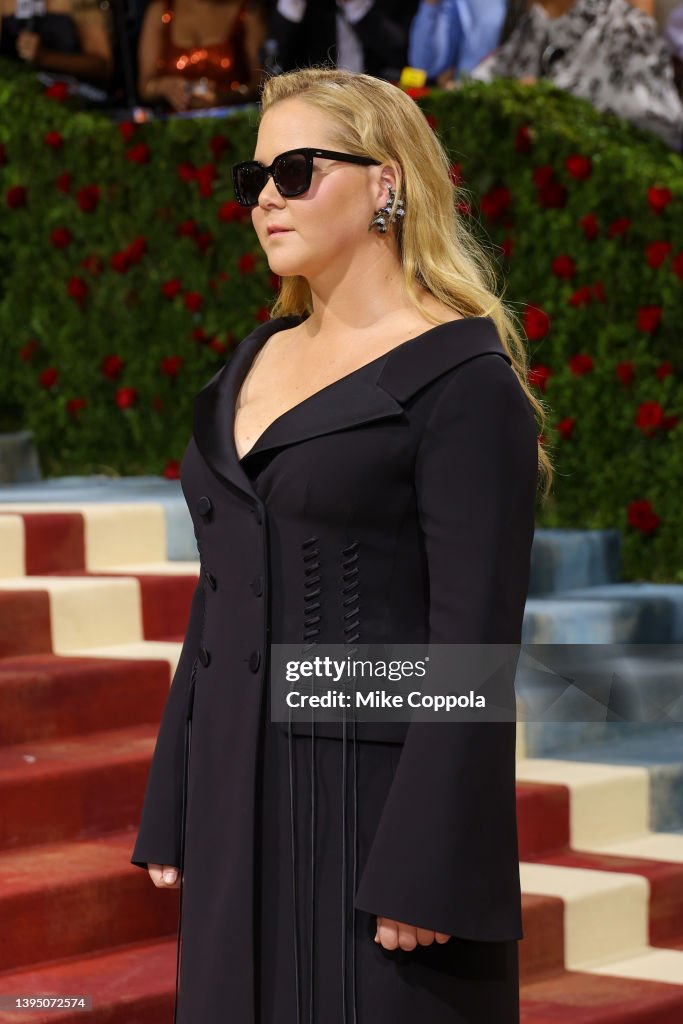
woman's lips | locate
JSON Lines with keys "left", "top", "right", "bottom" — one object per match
{"left": 269, "top": 229, "right": 291, "bottom": 235}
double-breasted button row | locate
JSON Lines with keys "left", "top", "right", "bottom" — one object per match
{"left": 197, "top": 495, "right": 213, "bottom": 520}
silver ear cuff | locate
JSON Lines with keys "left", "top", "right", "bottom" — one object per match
{"left": 369, "top": 183, "right": 406, "bottom": 234}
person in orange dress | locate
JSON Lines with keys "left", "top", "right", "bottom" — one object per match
{"left": 137, "top": 0, "right": 266, "bottom": 111}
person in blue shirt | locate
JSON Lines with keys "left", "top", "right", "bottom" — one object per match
{"left": 408, "top": 0, "right": 509, "bottom": 84}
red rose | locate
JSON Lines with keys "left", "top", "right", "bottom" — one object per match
{"left": 163, "top": 459, "right": 181, "bottom": 479}
{"left": 635, "top": 400, "right": 664, "bottom": 435}
{"left": 194, "top": 231, "right": 214, "bottom": 252}
{"left": 514, "top": 125, "right": 532, "bottom": 154}
{"left": 127, "top": 236, "right": 147, "bottom": 263}
{"left": 178, "top": 219, "right": 198, "bottom": 237}
{"left": 161, "top": 279, "right": 183, "bottom": 300}
{"left": 67, "top": 276, "right": 88, "bottom": 306}
{"left": 153, "top": 395, "right": 164, "bottom": 412}
{"left": 448, "top": 163, "right": 463, "bottom": 185}
{"left": 425, "top": 113, "right": 437, "bottom": 132}
{"left": 480, "top": 186, "right": 512, "bottom": 222}
{"left": 579, "top": 213, "right": 599, "bottom": 239}
{"left": 569, "top": 353, "right": 594, "bottom": 376}
{"left": 552, "top": 254, "right": 575, "bottom": 279}
{"left": 76, "top": 184, "right": 100, "bottom": 213}
{"left": 218, "top": 200, "right": 247, "bottom": 223}
{"left": 500, "top": 237, "right": 514, "bottom": 260}
{"left": 238, "top": 252, "right": 256, "bottom": 274}
{"left": 39, "top": 366, "right": 59, "bottom": 389}
{"left": 19, "top": 339, "right": 39, "bottom": 361}
{"left": 656, "top": 361, "right": 673, "bottom": 380}
{"left": 538, "top": 182, "right": 567, "bottom": 208}
{"left": 56, "top": 171, "right": 72, "bottom": 194}
{"left": 637, "top": 306, "right": 662, "bottom": 333}
{"left": 556, "top": 417, "right": 575, "bottom": 440}
{"left": 115, "top": 387, "right": 137, "bottom": 409}
{"left": 118, "top": 122, "right": 135, "bottom": 143}
{"left": 646, "top": 241, "right": 672, "bottom": 268}
{"left": 592, "top": 281, "right": 606, "bottom": 303}
{"left": 101, "top": 354, "right": 124, "bottom": 379}
{"left": 568, "top": 286, "right": 592, "bottom": 307}
{"left": 81, "top": 253, "right": 103, "bottom": 276}
{"left": 160, "top": 355, "right": 184, "bottom": 377}
{"left": 6, "top": 185, "right": 27, "bottom": 209}
{"left": 647, "top": 186, "right": 672, "bottom": 215}
{"left": 126, "top": 143, "right": 150, "bottom": 164}
{"left": 209, "top": 336, "right": 228, "bottom": 354}
{"left": 616, "top": 362, "right": 635, "bottom": 387}
{"left": 607, "top": 218, "right": 631, "bottom": 238}
{"left": 528, "top": 364, "right": 553, "bottom": 392}
{"left": 404, "top": 86, "right": 431, "bottom": 100}
{"left": 184, "top": 291, "right": 203, "bottom": 313}
{"left": 44, "top": 81, "right": 68, "bottom": 101}
{"left": 191, "top": 328, "right": 208, "bottom": 344}
{"left": 523, "top": 306, "right": 550, "bottom": 340}
{"left": 44, "top": 131, "right": 63, "bottom": 149}
{"left": 50, "top": 226, "right": 72, "bottom": 249}
{"left": 67, "top": 397, "right": 87, "bottom": 418}
{"left": 627, "top": 499, "right": 659, "bottom": 533}
{"left": 209, "top": 134, "right": 231, "bottom": 160}
{"left": 177, "top": 162, "right": 197, "bottom": 183}
{"left": 111, "top": 251, "right": 132, "bottom": 274}
{"left": 196, "top": 163, "right": 216, "bottom": 198}
{"left": 456, "top": 199, "right": 471, "bottom": 217}
{"left": 532, "top": 165, "right": 555, "bottom": 189}
{"left": 565, "top": 154, "right": 592, "bottom": 180}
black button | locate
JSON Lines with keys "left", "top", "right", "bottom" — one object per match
{"left": 250, "top": 575, "right": 263, "bottom": 596}
{"left": 197, "top": 496, "right": 213, "bottom": 520}
{"left": 249, "top": 649, "right": 261, "bottom": 673}
{"left": 205, "top": 570, "right": 217, "bottom": 590}
{"left": 198, "top": 646, "right": 211, "bottom": 667}
{"left": 251, "top": 506, "right": 263, "bottom": 524}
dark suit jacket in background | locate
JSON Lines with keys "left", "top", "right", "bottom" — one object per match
{"left": 268, "top": 0, "right": 420, "bottom": 80}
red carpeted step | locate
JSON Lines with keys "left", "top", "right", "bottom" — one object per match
{"left": 0, "top": 831, "right": 177, "bottom": 973}
{"left": 0, "top": 592, "right": 51, "bottom": 658}
{"left": 521, "top": 968, "right": 683, "bottom": 1023}
{"left": 517, "top": 781, "right": 571, "bottom": 859}
{"left": 0, "top": 938, "right": 176, "bottom": 1024}
{"left": 527, "top": 847, "right": 683, "bottom": 947}
{"left": 0, "top": 655, "right": 172, "bottom": 745}
{"left": 22, "top": 513, "right": 86, "bottom": 575}
{"left": 0, "top": 725, "right": 159, "bottom": 851}
{"left": 520, "top": 892, "right": 566, "bottom": 983}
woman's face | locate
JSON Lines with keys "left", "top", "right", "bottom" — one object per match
{"left": 250, "top": 98, "right": 388, "bottom": 282}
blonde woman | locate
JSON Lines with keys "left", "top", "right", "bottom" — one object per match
{"left": 131, "top": 66, "right": 551, "bottom": 1023}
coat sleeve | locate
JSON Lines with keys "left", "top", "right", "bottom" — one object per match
{"left": 353, "top": 352, "right": 538, "bottom": 942}
{"left": 130, "top": 577, "right": 204, "bottom": 871}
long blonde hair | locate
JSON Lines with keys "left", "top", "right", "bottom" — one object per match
{"left": 257, "top": 66, "right": 553, "bottom": 498}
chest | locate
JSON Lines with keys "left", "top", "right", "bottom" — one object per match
{"left": 166, "top": 1, "right": 240, "bottom": 49}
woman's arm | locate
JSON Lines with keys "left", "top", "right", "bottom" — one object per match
{"left": 408, "top": 0, "right": 462, "bottom": 81}
{"left": 353, "top": 352, "right": 538, "bottom": 942}
{"left": 17, "top": 0, "right": 113, "bottom": 82}
{"left": 136, "top": 0, "right": 190, "bottom": 110}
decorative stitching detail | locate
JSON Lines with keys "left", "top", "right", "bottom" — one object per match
{"left": 302, "top": 535, "right": 322, "bottom": 651}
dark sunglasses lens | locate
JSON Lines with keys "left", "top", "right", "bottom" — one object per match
{"left": 275, "top": 152, "right": 309, "bottom": 195}
{"left": 235, "top": 163, "right": 266, "bottom": 206}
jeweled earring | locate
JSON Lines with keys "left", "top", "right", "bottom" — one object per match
{"left": 369, "top": 182, "right": 405, "bottom": 234}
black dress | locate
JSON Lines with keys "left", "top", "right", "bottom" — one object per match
{"left": 130, "top": 313, "right": 537, "bottom": 1023}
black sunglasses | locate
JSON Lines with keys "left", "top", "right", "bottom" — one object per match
{"left": 231, "top": 147, "right": 381, "bottom": 208}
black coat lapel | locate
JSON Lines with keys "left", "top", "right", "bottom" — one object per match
{"left": 192, "top": 314, "right": 510, "bottom": 505}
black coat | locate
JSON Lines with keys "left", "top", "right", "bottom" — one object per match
{"left": 130, "top": 313, "right": 539, "bottom": 1022}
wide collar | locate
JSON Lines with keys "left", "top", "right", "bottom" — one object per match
{"left": 192, "top": 313, "right": 510, "bottom": 506}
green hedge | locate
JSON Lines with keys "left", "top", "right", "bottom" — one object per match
{"left": 1, "top": 59, "right": 682, "bottom": 581}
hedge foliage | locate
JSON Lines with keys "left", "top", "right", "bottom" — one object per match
{"left": 1, "top": 58, "right": 682, "bottom": 581}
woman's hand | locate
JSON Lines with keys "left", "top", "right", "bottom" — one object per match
{"left": 155, "top": 75, "right": 193, "bottom": 112}
{"left": 374, "top": 916, "right": 451, "bottom": 950}
{"left": 147, "top": 863, "right": 181, "bottom": 888}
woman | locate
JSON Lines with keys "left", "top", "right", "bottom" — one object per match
{"left": 468, "top": 0, "right": 683, "bottom": 151}
{"left": 408, "top": 0, "right": 509, "bottom": 87}
{"left": 2, "top": 0, "right": 113, "bottom": 84}
{"left": 137, "top": 0, "right": 265, "bottom": 112}
{"left": 130, "top": 66, "right": 552, "bottom": 1023}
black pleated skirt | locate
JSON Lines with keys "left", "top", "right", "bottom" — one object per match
{"left": 254, "top": 708, "right": 520, "bottom": 1024}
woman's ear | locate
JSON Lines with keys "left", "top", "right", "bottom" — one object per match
{"left": 376, "top": 164, "right": 400, "bottom": 207}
